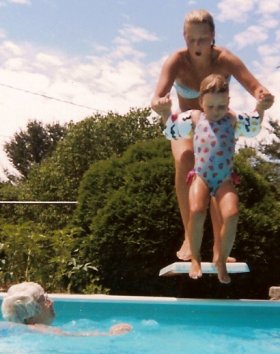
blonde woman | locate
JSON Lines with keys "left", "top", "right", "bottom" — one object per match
{"left": 151, "top": 9, "right": 274, "bottom": 262}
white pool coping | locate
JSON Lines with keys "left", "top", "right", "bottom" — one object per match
{"left": 0, "top": 292, "right": 276, "bottom": 304}
{"left": 0, "top": 293, "right": 183, "bottom": 302}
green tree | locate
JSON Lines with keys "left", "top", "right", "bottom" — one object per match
{"left": 0, "top": 181, "right": 24, "bottom": 223}
{"left": 259, "top": 120, "right": 280, "bottom": 160}
{"left": 4, "top": 120, "right": 67, "bottom": 179}
{"left": 9, "top": 108, "right": 160, "bottom": 228}
{"left": 26, "top": 108, "right": 160, "bottom": 198}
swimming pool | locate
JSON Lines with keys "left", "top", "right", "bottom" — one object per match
{"left": 0, "top": 294, "right": 279, "bottom": 354}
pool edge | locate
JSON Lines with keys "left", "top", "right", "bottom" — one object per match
{"left": 0, "top": 292, "right": 277, "bottom": 305}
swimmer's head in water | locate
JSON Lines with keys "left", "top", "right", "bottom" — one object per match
{"left": 1, "top": 282, "right": 55, "bottom": 325}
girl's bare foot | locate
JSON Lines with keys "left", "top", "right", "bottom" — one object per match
{"left": 176, "top": 240, "right": 192, "bottom": 261}
{"left": 215, "top": 261, "right": 231, "bottom": 284}
{"left": 189, "top": 259, "right": 202, "bottom": 279}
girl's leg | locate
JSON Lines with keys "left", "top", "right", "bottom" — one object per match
{"left": 188, "top": 175, "right": 209, "bottom": 279}
{"left": 210, "top": 198, "right": 236, "bottom": 263}
{"left": 171, "top": 139, "right": 194, "bottom": 261}
{"left": 215, "top": 181, "right": 239, "bottom": 284}
{"left": 170, "top": 139, "right": 234, "bottom": 265}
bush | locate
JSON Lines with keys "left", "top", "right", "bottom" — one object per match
{"left": 75, "top": 142, "right": 280, "bottom": 298}
{"left": 0, "top": 222, "right": 106, "bottom": 294}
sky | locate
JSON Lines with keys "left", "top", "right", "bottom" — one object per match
{"left": 0, "top": 0, "right": 279, "bottom": 178}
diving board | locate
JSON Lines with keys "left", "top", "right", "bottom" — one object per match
{"left": 159, "top": 262, "right": 250, "bottom": 277}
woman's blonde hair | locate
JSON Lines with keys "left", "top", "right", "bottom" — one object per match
{"left": 1, "top": 282, "right": 44, "bottom": 323}
{"left": 183, "top": 9, "right": 215, "bottom": 37}
{"left": 199, "top": 74, "right": 229, "bottom": 98}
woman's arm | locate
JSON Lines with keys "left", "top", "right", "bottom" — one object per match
{"left": 224, "top": 50, "right": 274, "bottom": 109}
{"left": 151, "top": 52, "right": 180, "bottom": 120}
{"left": 29, "top": 323, "right": 132, "bottom": 336}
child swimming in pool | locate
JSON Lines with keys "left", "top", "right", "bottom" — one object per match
{"left": 1, "top": 282, "right": 132, "bottom": 336}
{"left": 163, "top": 74, "right": 268, "bottom": 284}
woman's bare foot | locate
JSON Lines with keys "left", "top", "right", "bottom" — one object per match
{"left": 215, "top": 261, "right": 231, "bottom": 284}
{"left": 213, "top": 255, "right": 236, "bottom": 263}
{"left": 189, "top": 259, "right": 202, "bottom": 279}
{"left": 176, "top": 240, "right": 192, "bottom": 261}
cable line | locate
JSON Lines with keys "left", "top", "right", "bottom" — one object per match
{"left": 0, "top": 82, "right": 107, "bottom": 113}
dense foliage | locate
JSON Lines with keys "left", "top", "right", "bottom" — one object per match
{"left": 74, "top": 141, "right": 280, "bottom": 299}
{"left": 0, "top": 108, "right": 161, "bottom": 227}
{"left": 0, "top": 109, "right": 279, "bottom": 299}
{"left": 75, "top": 138, "right": 181, "bottom": 296}
{"left": 0, "top": 222, "right": 105, "bottom": 294}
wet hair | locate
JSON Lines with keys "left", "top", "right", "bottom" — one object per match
{"left": 183, "top": 9, "right": 215, "bottom": 46}
{"left": 199, "top": 74, "right": 229, "bottom": 98}
{"left": 1, "top": 282, "right": 44, "bottom": 323}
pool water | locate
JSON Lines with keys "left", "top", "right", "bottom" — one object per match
{"left": 0, "top": 296, "right": 279, "bottom": 354}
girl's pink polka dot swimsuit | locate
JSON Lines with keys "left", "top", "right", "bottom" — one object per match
{"left": 193, "top": 113, "right": 235, "bottom": 195}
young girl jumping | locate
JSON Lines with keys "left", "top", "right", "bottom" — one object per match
{"left": 163, "top": 74, "right": 267, "bottom": 284}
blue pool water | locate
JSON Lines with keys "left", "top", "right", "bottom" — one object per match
{"left": 0, "top": 296, "right": 279, "bottom": 354}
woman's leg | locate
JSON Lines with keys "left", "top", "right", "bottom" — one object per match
{"left": 188, "top": 175, "right": 209, "bottom": 279}
{"left": 171, "top": 139, "right": 194, "bottom": 260}
{"left": 215, "top": 181, "right": 239, "bottom": 284}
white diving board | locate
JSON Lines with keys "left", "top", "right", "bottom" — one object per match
{"left": 159, "top": 262, "right": 250, "bottom": 277}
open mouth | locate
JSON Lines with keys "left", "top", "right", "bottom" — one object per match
{"left": 195, "top": 51, "right": 201, "bottom": 56}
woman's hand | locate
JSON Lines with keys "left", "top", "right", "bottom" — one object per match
{"left": 256, "top": 88, "right": 274, "bottom": 110}
{"left": 109, "top": 323, "right": 132, "bottom": 335}
{"left": 151, "top": 93, "right": 172, "bottom": 122}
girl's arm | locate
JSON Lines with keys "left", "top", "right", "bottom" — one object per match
{"left": 163, "top": 110, "right": 198, "bottom": 140}
{"left": 233, "top": 110, "right": 263, "bottom": 139}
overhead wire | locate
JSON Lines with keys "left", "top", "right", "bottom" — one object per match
{"left": 0, "top": 81, "right": 109, "bottom": 179}
{"left": 0, "top": 82, "right": 108, "bottom": 113}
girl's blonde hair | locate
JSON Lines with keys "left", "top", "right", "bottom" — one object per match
{"left": 200, "top": 74, "right": 229, "bottom": 97}
{"left": 1, "top": 282, "right": 44, "bottom": 323}
{"left": 184, "top": 9, "right": 215, "bottom": 44}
